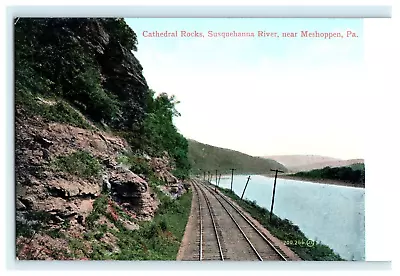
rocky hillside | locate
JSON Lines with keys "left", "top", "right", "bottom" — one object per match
{"left": 15, "top": 18, "right": 191, "bottom": 260}
{"left": 188, "top": 139, "right": 287, "bottom": 175}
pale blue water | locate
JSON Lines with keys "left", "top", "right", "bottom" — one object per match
{"left": 210, "top": 174, "right": 365, "bottom": 261}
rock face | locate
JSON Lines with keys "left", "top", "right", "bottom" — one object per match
{"left": 150, "top": 152, "right": 178, "bottom": 185}
{"left": 108, "top": 166, "right": 158, "bottom": 220}
{"left": 16, "top": 234, "right": 72, "bottom": 260}
{"left": 109, "top": 167, "right": 148, "bottom": 197}
{"left": 16, "top": 18, "right": 149, "bottom": 131}
{"left": 15, "top": 110, "right": 158, "bottom": 226}
{"left": 79, "top": 18, "right": 149, "bottom": 129}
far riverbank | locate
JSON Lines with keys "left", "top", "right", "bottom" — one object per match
{"left": 267, "top": 174, "right": 365, "bottom": 188}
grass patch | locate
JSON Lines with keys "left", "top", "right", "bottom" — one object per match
{"left": 51, "top": 150, "right": 102, "bottom": 179}
{"left": 217, "top": 186, "right": 344, "bottom": 261}
{"left": 112, "top": 185, "right": 192, "bottom": 260}
{"left": 116, "top": 153, "right": 152, "bottom": 176}
{"left": 46, "top": 228, "right": 66, "bottom": 239}
{"left": 68, "top": 237, "right": 89, "bottom": 259}
{"left": 16, "top": 91, "right": 92, "bottom": 129}
{"left": 86, "top": 194, "right": 108, "bottom": 229}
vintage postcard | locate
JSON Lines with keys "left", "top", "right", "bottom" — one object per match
{"left": 15, "top": 17, "right": 364, "bottom": 261}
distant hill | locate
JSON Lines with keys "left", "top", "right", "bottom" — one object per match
{"left": 188, "top": 139, "right": 287, "bottom": 175}
{"left": 291, "top": 164, "right": 365, "bottom": 187}
{"left": 349, "top": 163, "right": 365, "bottom": 170}
{"left": 263, "top": 155, "right": 364, "bottom": 173}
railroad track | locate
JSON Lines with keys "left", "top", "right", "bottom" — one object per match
{"left": 191, "top": 180, "right": 224, "bottom": 261}
{"left": 192, "top": 179, "right": 288, "bottom": 261}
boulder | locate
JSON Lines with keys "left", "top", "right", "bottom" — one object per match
{"left": 108, "top": 167, "right": 147, "bottom": 198}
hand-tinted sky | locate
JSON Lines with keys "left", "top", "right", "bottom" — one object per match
{"left": 125, "top": 18, "right": 364, "bottom": 159}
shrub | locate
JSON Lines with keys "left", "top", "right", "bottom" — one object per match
{"left": 52, "top": 150, "right": 102, "bottom": 178}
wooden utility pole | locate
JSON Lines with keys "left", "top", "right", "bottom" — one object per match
{"left": 215, "top": 170, "right": 218, "bottom": 191}
{"left": 230, "top": 168, "right": 236, "bottom": 191}
{"left": 218, "top": 173, "right": 222, "bottom": 185}
{"left": 241, "top": 176, "right": 251, "bottom": 200}
{"left": 269, "top": 169, "right": 284, "bottom": 222}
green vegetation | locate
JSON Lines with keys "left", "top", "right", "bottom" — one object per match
{"left": 81, "top": 181, "right": 192, "bottom": 260}
{"left": 116, "top": 153, "right": 152, "bottom": 176}
{"left": 86, "top": 194, "right": 109, "bottom": 229}
{"left": 349, "top": 163, "right": 365, "bottom": 171}
{"left": 217, "top": 187, "right": 344, "bottom": 261}
{"left": 291, "top": 165, "right": 365, "bottom": 187}
{"left": 51, "top": 150, "right": 102, "bottom": 178}
{"left": 113, "top": 185, "right": 192, "bottom": 260}
{"left": 188, "top": 139, "right": 287, "bottom": 175}
{"left": 141, "top": 90, "right": 190, "bottom": 179}
{"left": 15, "top": 92, "right": 92, "bottom": 129}
{"left": 16, "top": 210, "right": 53, "bottom": 239}
{"left": 15, "top": 18, "right": 135, "bottom": 129}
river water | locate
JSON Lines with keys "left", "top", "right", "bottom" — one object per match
{"left": 210, "top": 174, "right": 365, "bottom": 261}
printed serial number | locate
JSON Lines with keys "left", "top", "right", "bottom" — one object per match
{"left": 283, "top": 239, "right": 316, "bottom": 247}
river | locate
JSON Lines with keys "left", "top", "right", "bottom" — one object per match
{"left": 210, "top": 174, "right": 365, "bottom": 261}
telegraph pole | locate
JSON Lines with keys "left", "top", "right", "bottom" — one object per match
{"left": 218, "top": 173, "right": 222, "bottom": 185}
{"left": 241, "top": 175, "right": 251, "bottom": 200}
{"left": 215, "top": 170, "right": 218, "bottom": 191}
{"left": 230, "top": 168, "right": 236, "bottom": 191}
{"left": 269, "top": 169, "right": 284, "bottom": 222}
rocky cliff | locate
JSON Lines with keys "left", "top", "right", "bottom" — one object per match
{"left": 15, "top": 107, "right": 161, "bottom": 259}
{"left": 15, "top": 18, "right": 189, "bottom": 260}
{"left": 15, "top": 18, "right": 148, "bottom": 131}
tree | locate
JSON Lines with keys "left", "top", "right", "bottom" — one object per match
{"left": 141, "top": 90, "right": 190, "bottom": 179}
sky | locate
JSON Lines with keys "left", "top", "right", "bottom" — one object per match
{"left": 125, "top": 18, "right": 365, "bottom": 160}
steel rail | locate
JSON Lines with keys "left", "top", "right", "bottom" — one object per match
{"left": 201, "top": 180, "right": 288, "bottom": 261}
{"left": 194, "top": 180, "right": 263, "bottom": 261}
{"left": 193, "top": 180, "right": 225, "bottom": 260}
{"left": 192, "top": 180, "right": 203, "bottom": 261}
